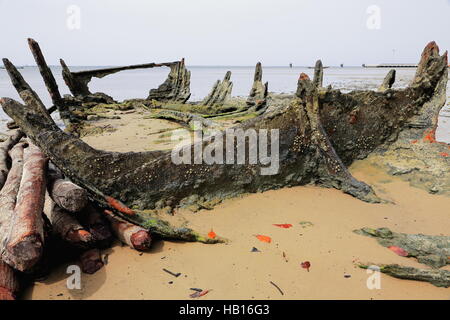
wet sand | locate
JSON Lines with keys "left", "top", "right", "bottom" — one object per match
{"left": 24, "top": 115, "right": 450, "bottom": 300}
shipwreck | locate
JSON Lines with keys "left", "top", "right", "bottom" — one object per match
{"left": 0, "top": 39, "right": 449, "bottom": 298}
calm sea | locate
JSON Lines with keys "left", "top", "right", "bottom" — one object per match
{"left": 0, "top": 66, "right": 449, "bottom": 142}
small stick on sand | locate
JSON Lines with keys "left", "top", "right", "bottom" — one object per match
{"left": 163, "top": 268, "right": 181, "bottom": 278}
{"left": 269, "top": 281, "right": 284, "bottom": 296}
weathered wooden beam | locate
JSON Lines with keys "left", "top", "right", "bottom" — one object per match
{"left": 72, "top": 61, "right": 179, "bottom": 79}
{"left": 147, "top": 58, "right": 191, "bottom": 103}
{"left": 60, "top": 59, "right": 179, "bottom": 98}
{"left": 27, "top": 38, "right": 63, "bottom": 108}
{"left": 2, "top": 58, "right": 57, "bottom": 124}
{"left": 246, "top": 62, "right": 268, "bottom": 109}
{"left": 313, "top": 60, "right": 324, "bottom": 88}
{"left": 60, "top": 58, "right": 91, "bottom": 97}
{"left": 202, "top": 71, "right": 233, "bottom": 106}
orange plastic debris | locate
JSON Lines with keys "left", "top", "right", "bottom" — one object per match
{"left": 208, "top": 229, "right": 217, "bottom": 239}
{"left": 273, "top": 224, "right": 293, "bottom": 229}
{"left": 423, "top": 129, "right": 437, "bottom": 143}
{"left": 255, "top": 235, "right": 272, "bottom": 243}
{"left": 190, "top": 289, "right": 211, "bottom": 298}
{"left": 301, "top": 261, "right": 311, "bottom": 272}
{"left": 388, "top": 246, "right": 409, "bottom": 257}
{"left": 105, "top": 196, "right": 135, "bottom": 216}
{"left": 440, "top": 152, "right": 449, "bottom": 157}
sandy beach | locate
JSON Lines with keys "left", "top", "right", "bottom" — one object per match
{"left": 23, "top": 113, "right": 450, "bottom": 300}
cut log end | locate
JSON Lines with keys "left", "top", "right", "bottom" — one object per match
{"left": 130, "top": 230, "right": 152, "bottom": 251}
{"left": 60, "top": 188, "right": 88, "bottom": 213}
{"left": 80, "top": 249, "right": 104, "bottom": 274}
{"left": 5, "top": 234, "right": 43, "bottom": 272}
{"left": 50, "top": 179, "right": 89, "bottom": 213}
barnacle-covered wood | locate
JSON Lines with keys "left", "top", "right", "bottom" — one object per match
{"left": 1, "top": 42, "right": 447, "bottom": 243}
{"left": 202, "top": 71, "right": 233, "bottom": 106}
{"left": 363, "top": 42, "right": 449, "bottom": 195}
{"left": 147, "top": 59, "right": 191, "bottom": 103}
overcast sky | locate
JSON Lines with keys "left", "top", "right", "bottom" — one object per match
{"left": 1, "top": 0, "right": 449, "bottom": 66}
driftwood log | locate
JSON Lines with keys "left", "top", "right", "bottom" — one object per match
{"left": 79, "top": 248, "right": 104, "bottom": 274}
{"left": 0, "top": 42, "right": 448, "bottom": 245}
{"left": 0, "top": 130, "right": 24, "bottom": 189}
{"left": 43, "top": 192, "right": 93, "bottom": 248}
{"left": 47, "top": 171, "right": 89, "bottom": 213}
{"left": 80, "top": 204, "right": 113, "bottom": 248}
{"left": 0, "top": 143, "right": 25, "bottom": 264}
{"left": 0, "top": 259, "right": 20, "bottom": 300}
{"left": 1, "top": 143, "right": 47, "bottom": 272}
{"left": 104, "top": 210, "right": 152, "bottom": 251}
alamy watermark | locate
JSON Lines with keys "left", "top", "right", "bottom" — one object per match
{"left": 171, "top": 121, "right": 280, "bottom": 176}
{"left": 66, "top": 5, "right": 81, "bottom": 30}
{"left": 66, "top": 265, "right": 81, "bottom": 290}
{"left": 366, "top": 5, "right": 381, "bottom": 30}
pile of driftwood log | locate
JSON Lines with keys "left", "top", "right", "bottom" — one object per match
{"left": 0, "top": 136, "right": 152, "bottom": 300}
{"left": 0, "top": 38, "right": 449, "bottom": 298}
